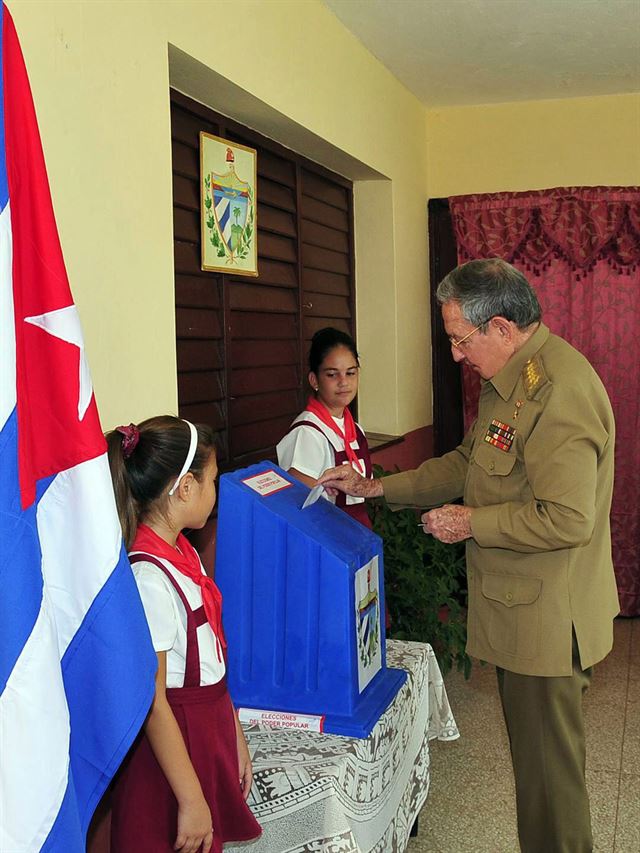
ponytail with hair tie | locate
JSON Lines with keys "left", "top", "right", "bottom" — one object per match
{"left": 116, "top": 423, "right": 140, "bottom": 459}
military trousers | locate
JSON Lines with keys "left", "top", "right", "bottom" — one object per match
{"left": 496, "top": 633, "right": 593, "bottom": 853}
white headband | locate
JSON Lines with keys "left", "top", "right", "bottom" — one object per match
{"left": 168, "top": 420, "right": 198, "bottom": 496}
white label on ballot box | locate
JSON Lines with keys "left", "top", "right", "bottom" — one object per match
{"left": 238, "top": 707, "right": 325, "bottom": 732}
{"left": 355, "top": 556, "right": 382, "bottom": 692}
{"left": 242, "top": 469, "right": 293, "bottom": 497}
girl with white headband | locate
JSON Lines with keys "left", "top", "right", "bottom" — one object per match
{"left": 106, "top": 416, "right": 261, "bottom": 853}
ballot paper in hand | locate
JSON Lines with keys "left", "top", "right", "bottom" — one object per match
{"left": 302, "top": 483, "right": 325, "bottom": 509}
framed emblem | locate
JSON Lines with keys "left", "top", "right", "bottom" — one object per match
{"left": 200, "top": 133, "right": 258, "bottom": 276}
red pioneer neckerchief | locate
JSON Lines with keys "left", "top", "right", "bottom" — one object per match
{"left": 131, "top": 523, "right": 226, "bottom": 660}
{"left": 305, "top": 396, "right": 363, "bottom": 473}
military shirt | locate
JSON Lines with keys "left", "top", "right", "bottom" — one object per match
{"left": 383, "top": 323, "right": 619, "bottom": 676}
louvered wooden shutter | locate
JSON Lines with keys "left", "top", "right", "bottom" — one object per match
{"left": 300, "top": 168, "right": 353, "bottom": 343}
{"left": 171, "top": 91, "right": 355, "bottom": 470}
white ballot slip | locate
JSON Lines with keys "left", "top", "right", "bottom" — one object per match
{"left": 302, "top": 483, "right": 325, "bottom": 509}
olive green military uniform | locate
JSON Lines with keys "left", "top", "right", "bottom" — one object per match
{"left": 384, "top": 323, "right": 619, "bottom": 852}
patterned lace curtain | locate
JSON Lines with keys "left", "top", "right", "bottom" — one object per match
{"left": 449, "top": 186, "right": 640, "bottom": 616}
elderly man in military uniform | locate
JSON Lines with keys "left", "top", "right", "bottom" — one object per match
{"left": 319, "top": 258, "right": 619, "bottom": 853}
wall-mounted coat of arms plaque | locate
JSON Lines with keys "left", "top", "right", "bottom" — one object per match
{"left": 200, "top": 132, "right": 258, "bottom": 276}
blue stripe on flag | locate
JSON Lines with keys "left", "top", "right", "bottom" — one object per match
{"left": 40, "top": 778, "right": 83, "bottom": 853}
{"left": 0, "top": 410, "right": 43, "bottom": 693}
{"left": 42, "top": 550, "right": 157, "bottom": 847}
{"left": 63, "top": 547, "right": 157, "bottom": 809}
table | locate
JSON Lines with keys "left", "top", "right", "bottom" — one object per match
{"left": 227, "top": 640, "right": 459, "bottom": 853}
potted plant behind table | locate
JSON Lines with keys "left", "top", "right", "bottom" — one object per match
{"left": 368, "top": 465, "right": 472, "bottom": 678}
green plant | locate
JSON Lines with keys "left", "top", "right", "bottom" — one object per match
{"left": 368, "top": 464, "right": 472, "bottom": 678}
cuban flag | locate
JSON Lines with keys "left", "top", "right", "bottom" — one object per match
{"left": 0, "top": 5, "right": 156, "bottom": 850}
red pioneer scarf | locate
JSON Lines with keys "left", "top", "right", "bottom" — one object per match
{"left": 305, "top": 396, "right": 363, "bottom": 473}
{"left": 131, "top": 523, "right": 226, "bottom": 660}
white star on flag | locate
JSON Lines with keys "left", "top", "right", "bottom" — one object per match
{"left": 24, "top": 305, "right": 93, "bottom": 419}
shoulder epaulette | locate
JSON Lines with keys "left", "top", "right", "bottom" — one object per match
{"left": 522, "top": 355, "right": 549, "bottom": 399}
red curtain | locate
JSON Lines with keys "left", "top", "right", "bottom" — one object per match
{"left": 449, "top": 186, "right": 640, "bottom": 616}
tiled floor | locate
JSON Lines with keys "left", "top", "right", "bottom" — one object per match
{"left": 408, "top": 617, "right": 639, "bottom": 853}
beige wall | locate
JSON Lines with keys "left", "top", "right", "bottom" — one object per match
{"left": 426, "top": 93, "right": 640, "bottom": 198}
{"left": 10, "top": 0, "right": 430, "bottom": 436}
{"left": 10, "top": 1, "right": 640, "bottom": 440}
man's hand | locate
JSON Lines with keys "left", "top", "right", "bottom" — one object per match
{"left": 317, "top": 465, "right": 384, "bottom": 499}
{"left": 421, "top": 504, "right": 473, "bottom": 544}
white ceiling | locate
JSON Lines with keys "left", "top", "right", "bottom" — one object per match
{"left": 322, "top": 0, "right": 640, "bottom": 107}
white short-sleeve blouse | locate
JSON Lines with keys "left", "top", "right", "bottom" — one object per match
{"left": 276, "top": 411, "right": 368, "bottom": 506}
{"left": 132, "top": 555, "right": 226, "bottom": 688}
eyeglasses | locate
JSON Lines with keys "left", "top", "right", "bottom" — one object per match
{"left": 449, "top": 318, "right": 492, "bottom": 350}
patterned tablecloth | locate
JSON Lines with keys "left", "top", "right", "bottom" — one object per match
{"left": 226, "top": 640, "right": 459, "bottom": 853}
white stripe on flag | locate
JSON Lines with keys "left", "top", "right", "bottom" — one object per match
{"left": 0, "top": 604, "right": 70, "bottom": 851}
{"left": 37, "top": 454, "right": 122, "bottom": 653}
{"left": 0, "top": 202, "right": 15, "bottom": 432}
{"left": 0, "top": 453, "right": 124, "bottom": 850}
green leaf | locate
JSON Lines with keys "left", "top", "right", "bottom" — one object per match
{"left": 368, "top": 466, "right": 472, "bottom": 678}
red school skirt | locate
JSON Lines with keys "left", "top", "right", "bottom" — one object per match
{"left": 110, "top": 678, "right": 261, "bottom": 853}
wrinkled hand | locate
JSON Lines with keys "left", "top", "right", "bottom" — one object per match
{"left": 317, "top": 465, "right": 383, "bottom": 499}
{"left": 421, "top": 504, "right": 473, "bottom": 544}
{"left": 236, "top": 723, "right": 253, "bottom": 800}
{"left": 174, "top": 794, "right": 213, "bottom": 853}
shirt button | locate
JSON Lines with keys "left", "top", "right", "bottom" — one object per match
{"left": 506, "top": 592, "right": 513, "bottom": 602}
{"left": 489, "top": 461, "right": 495, "bottom": 471}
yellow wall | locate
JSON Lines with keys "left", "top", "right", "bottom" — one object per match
{"left": 10, "top": 0, "right": 430, "bottom": 435}
{"left": 10, "top": 0, "right": 640, "bottom": 439}
{"left": 427, "top": 93, "right": 640, "bottom": 198}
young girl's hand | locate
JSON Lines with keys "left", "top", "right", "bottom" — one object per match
{"left": 174, "top": 794, "right": 213, "bottom": 853}
{"left": 235, "top": 716, "right": 254, "bottom": 800}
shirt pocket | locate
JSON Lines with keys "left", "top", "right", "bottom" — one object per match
{"left": 473, "top": 442, "right": 517, "bottom": 476}
{"left": 466, "top": 442, "right": 517, "bottom": 506}
{"left": 481, "top": 572, "right": 543, "bottom": 660}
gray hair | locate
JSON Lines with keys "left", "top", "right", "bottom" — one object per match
{"left": 436, "top": 259, "right": 541, "bottom": 330}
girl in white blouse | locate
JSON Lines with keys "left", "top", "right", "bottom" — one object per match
{"left": 277, "top": 327, "right": 373, "bottom": 528}
{"left": 106, "top": 416, "right": 260, "bottom": 853}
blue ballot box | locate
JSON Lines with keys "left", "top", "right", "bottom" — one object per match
{"left": 215, "top": 462, "right": 406, "bottom": 738}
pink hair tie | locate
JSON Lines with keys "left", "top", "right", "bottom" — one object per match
{"left": 116, "top": 423, "right": 140, "bottom": 459}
